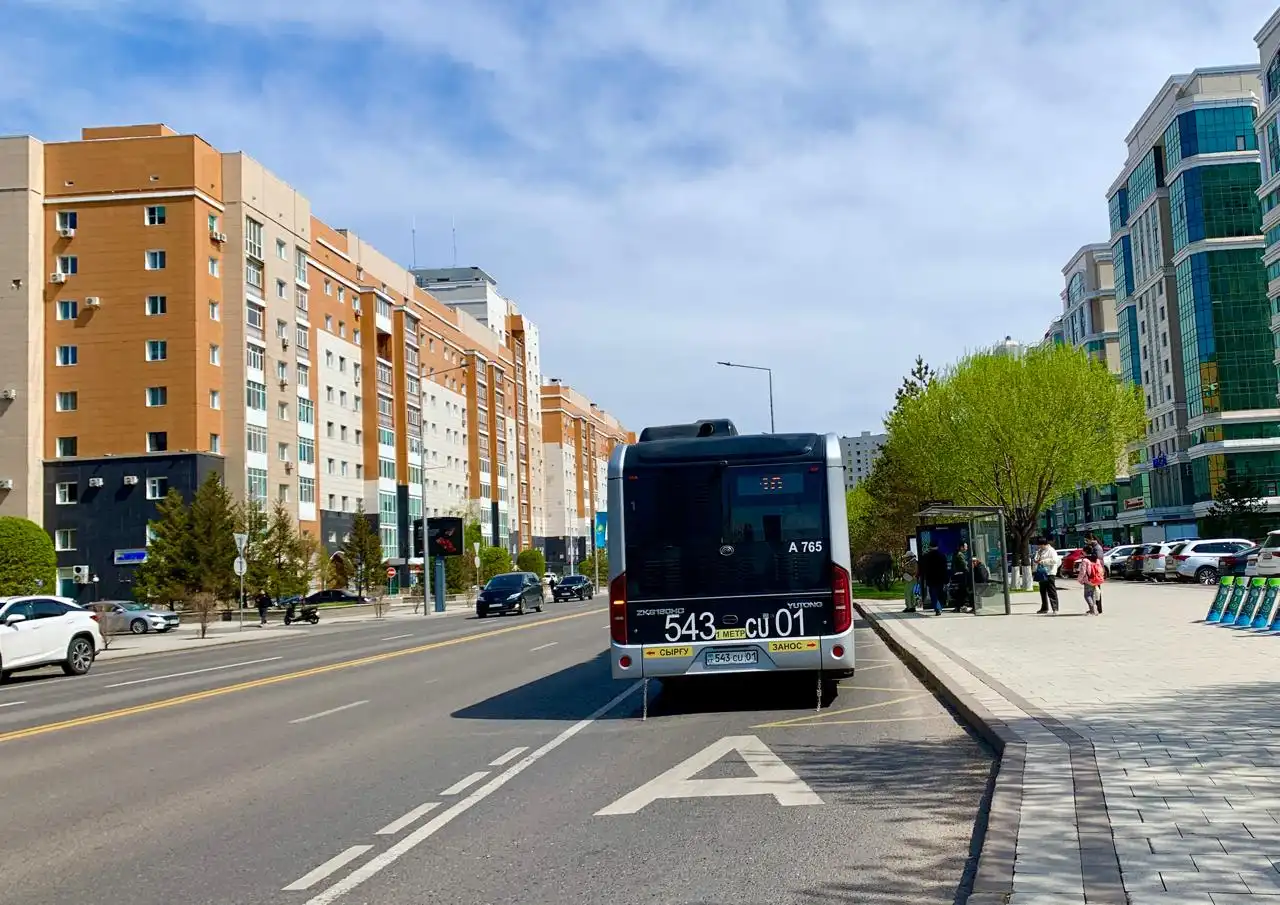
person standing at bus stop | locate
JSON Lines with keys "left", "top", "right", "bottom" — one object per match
{"left": 1033, "top": 538, "right": 1061, "bottom": 615}
{"left": 919, "top": 541, "right": 949, "bottom": 616}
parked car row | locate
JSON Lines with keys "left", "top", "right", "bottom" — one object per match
{"left": 1079, "top": 539, "right": 1255, "bottom": 585}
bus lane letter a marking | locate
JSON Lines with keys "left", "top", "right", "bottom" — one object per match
{"left": 594, "top": 735, "right": 822, "bottom": 815}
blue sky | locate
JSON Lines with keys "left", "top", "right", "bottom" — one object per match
{"left": 3, "top": 0, "right": 1278, "bottom": 435}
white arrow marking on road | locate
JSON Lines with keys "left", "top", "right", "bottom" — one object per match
{"left": 530, "top": 641, "right": 558, "bottom": 652}
{"left": 595, "top": 734, "right": 822, "bottom": 815}
{"left": 375, "top": 801, "right": 440, "bottom": 836}
{"left": 290, "top": 700, "right": 369, "bottom": 724}
{"left": 303, "top": 681, "right": 642, "bottom": 905}
{"left": 283, "top": 845, "right": 372, "bottom": 891}
{"left": 489, "top": 746, "right": 528, "bottom": 766}
{"left": 103, "top": 657, "right": 284, "bottom": 688}
{"left": 441, "top": 771, "right": 489, "bottom": 795}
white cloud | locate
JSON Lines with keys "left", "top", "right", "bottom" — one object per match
{"left": 3, "top": 0, "right": 1278, "bottom": 434}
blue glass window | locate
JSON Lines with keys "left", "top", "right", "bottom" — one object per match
{"left": 1269, "top": 52, "right": 1280, "bottom": 104}
{"left": 1111, "top": 235, "right": 1133, "bottom": 301}
{"left": 1108, "top": 188, "right": 1130, "bottom": 234}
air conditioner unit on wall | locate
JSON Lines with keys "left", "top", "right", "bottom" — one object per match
{"left": 281, "top": 337, "right": 290, "bottom": 348}
{"left": 211, "top": 231, "right": 227, "bottom": 243}
{"left": 85, "top": 297, "right": 101, "bottom": 308}
{"left": 1, "top": 389, "right": 15, "bottom": 401}
{"left": 88, "top": 477, "right": 104, "bottom": 487}
{"left": 72, "top": 565, "right": 91, "bottom": 584}
{"left": 58, "top": 227, "right": 76, "bottom": 238}
{"left": 284, "top": 461, "right": 293, "bottom": 473}
{"left": 123, "top": 475, "right": 138, "bottom": 485}
{"left": 49, "top": 273, "right": 67, "bottom": 284}
{"left": 0, "top": 480, "right": 12, "bottom": 491}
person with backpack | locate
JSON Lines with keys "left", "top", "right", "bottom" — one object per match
{"left": 1078, "top": 548, "right": 1105, "bottom": 615}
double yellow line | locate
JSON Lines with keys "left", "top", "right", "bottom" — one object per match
{"left": 0, "top": 608, "right": 600, "bottom": 745}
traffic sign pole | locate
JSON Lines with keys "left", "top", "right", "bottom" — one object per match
{"left": 233, "top": 554, "right": 247, "bottom": 630}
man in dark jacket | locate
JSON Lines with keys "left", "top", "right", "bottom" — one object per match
{"left": 919, "top": 542, "right": 949, "bottom": 616}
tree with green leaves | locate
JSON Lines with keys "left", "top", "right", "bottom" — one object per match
{"left": 1202, "top": 477, "right": 1269, "bottom": 540}
{"left": 516, "top": 548, "right": 546, "bottom": 576}
{"left": 259, "top": 500, "right": 315, "bottom": 602}
{"left": 342, "top": 503, "right": 385, "bottom": 598}
{"left": 577, "top": 549, "right": 609, "bottom": 587}
{"left": 0, "top": 517, "right": 56, "bottom": 596}
{"left": 133, "top": 488, "right": 195, "bottom": 610}
{"left": 479, "top": 546, "right": 513, "bottom": 583}
{"left": 888, "top": 345, "right": 1145, "bottom": 574}
{"left": 893, "top": 355, "right": 937, "bottom": 413}
{"left": 189, "top": 472, "right": 238, "bottom": 603}
{"left": 236, "top": 500, "right": 272, "bottom": 600}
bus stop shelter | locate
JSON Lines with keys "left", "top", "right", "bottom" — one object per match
{"left": 915, "top": 504, "right": 1011, "bottom": 615}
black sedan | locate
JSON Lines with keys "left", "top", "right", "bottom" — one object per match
{"left": 304, "top": 589, "right": 375, "bottom": 605}
{"left": 553, "top": 574, "right": 595, "bottom": 601}
{"left": 476, "top": 572, "right": 544, "bottom": 618}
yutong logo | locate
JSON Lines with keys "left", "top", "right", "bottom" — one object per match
{"left": 719, "top": 545, "right": 735, "bottom": 557}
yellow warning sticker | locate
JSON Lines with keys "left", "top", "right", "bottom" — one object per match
{"left": 643, "top": 645, "right": 694, "bottom": 659}
{"left": 715, "top": 628, "right": 748, "bottom": 640}
{"left": 768, "top": 639, "right": 819, "bottom": 653}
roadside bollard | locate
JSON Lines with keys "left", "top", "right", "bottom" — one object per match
{"left": 1219, "top": 578, "right": 1250, "bottom": 626}
{"left": 1252, "top": 578, "right": 1280, "bottom": 629}
{"left": 1206, "top": 576, "right": 1235, "bottom": 623}
{"left": 1232, "top": 577, "right": 1267, "bottom": 627}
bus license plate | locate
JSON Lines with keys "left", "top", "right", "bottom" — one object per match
{"left": 706, "top": 649, "right": 758, "bottom": 668}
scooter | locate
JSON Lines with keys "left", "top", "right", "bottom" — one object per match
{"left": 283, "top": 601, "right": 320, "bottom": 625}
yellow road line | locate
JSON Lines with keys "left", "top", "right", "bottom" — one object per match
{"left": 0, "top": 608, "right": 600, "bottom": 745}
{"left": 751, "top": 693, "right": 928, "bottom": 728}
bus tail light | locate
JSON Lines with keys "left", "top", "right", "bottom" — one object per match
{"left": 832, "top": 563, "right": 852, "bottom": 634}
{"left": 609, "top": 572, "right": 627, "bottom": 644}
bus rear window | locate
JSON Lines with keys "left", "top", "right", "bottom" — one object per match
{"left": 623, "top": 463, "right": 828, "bottom": 601}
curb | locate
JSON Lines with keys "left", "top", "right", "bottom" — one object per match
{"left": 854, "top": 601, "right": 1021, "bottom": 904}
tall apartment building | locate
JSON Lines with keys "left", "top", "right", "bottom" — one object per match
{"left": 1256, "top": 15, "right": 1280, "bottom": 428}
{"left": 838, "top": 431, "right": 884, "bottom": 491}
{"left": 0, "top": 124, "right": 565, "bottom": 599}
{"left": 1106, "top": 67, "right": 1275, "bottom": 540}
{"left": 412, "top": 267, "right": 547, "bottom": 551}
{"left": 539, "top": 381, "right": 632, "bottom": 573}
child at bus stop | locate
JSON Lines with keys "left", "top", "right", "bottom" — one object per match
{"left": 1078, "top": 548, "right": 1105, "bottom": 615}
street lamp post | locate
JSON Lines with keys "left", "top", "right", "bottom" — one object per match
{"left": 716, "top": 361, "right": 775, "bottom": 433}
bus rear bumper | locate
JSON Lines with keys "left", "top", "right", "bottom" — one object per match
{"left": 611, "top": 632, "right": 855, "bottom": 680}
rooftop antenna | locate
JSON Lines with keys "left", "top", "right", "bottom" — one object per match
{"left": 411, "top": 216, "right": 417, "bottom": 269}
{"left": 451, "top": 216, "right": 458, "bottom": 267}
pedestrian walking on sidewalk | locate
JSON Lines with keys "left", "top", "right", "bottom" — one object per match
{"left": 1033, "top": 538, "right": 1061, "bottom": 615}
{"left": 919, "top": 541, "right": 949, "bottom": 616}
{"left": 256, "top": 591, "right": 271, "bottom": 626}
{"left": 1079, "top": 548, "right": 1105, "bottom": 614}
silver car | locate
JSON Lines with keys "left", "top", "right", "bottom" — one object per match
{"left": 1102, "top": 544, "right": 1139, "bottom": 578}
{"left": 86, "top": 601, "right": 179, "bottom": 634}
{"left": 1173, "top": 538, "right": 1256, "bottom": 584}
{"left": 1143, "top": 542, "right": 1181, "bottom": 581}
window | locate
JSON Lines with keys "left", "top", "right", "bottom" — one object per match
{"left": 246, "top": 344, "right": 263, "bottom": 371}
{"left": 324, "top": 279, "right": 332, "bottom": 296}
{"left": 341, "top": 461, "right": 349, "bottom": 476}
{"left": 55, "top": 529, "right": 76, "bottom": 551}
{"left": 209, "top": 433, "right": 221, "bottom": 454}
{"left": 278, "top": 402, "right": 289, "bottom": 421}
{"left": 295, "top": 324, "right": 309, "bottom": 350}
{"left": 246, "top": 258, "right": 264, "bottom": 290}
{"left": 245, "top": 218, "right": 264, "bottom": 259}
{"left": 146, "top": 431, "right": 168, "bottom": 452}
{"left": 276, "top": 318, "right": 288, "bottom": 339}
{"left": 246, "top": 380, "right": 267, "bottom": 410}
{"left": 145, "top": 250, "right": 166, "bottom": 270}
{"left": 327, "top": 458, "right": 335, "bottom": 474}
{"left": 339, "top": 322, "right": 346, "bottom": 338}
{"left": 277, "top": 279, "right": 287, "bottom": 299}
{"left": 210, "top": 343, "right": 221, "bottom": 366}
{"left": 146, "top": 340, "right": 167, "bottom": 361}
{"left": 56, "top": 481, "right": 77, "bottom": 505}
{"left": 146, "top": 294, "right": 167, "bottom": 316}
{"left": 356, "top": 464, "right": 363, "bottom": 479}
{"left": 380, "top": 456, "right": 398, "bottom": 480}
{"left": 325, "top": 315, "right": 333, "bottom": 331}
{"left": 55, "top": 391, "right": 77, "bottom": 412}
{"left": 338, "top": 286, "right": 345, "bottom": 303}
{"left": 338, "top": 356, "right": 346, "bottom": 373}
{"left": 56, "top": 345, "right": 77, "bottom": 366}
{"left": 341, "top": 495, "right": 350, "bottom": 511}
{"left": 340, "top": 390, "right": 348, "bottom": 407}
{"left": 340, "top": 425, "right": 348, "bottom": 441}
{"left": 276, "top": 361, "right": 288, "bottom": 382}
{"left": 278, "top": 442, "right": 290, "bottom": 461}
{"left": 326, "top": 350, "right": 335, "bottom": 368}
{"left": 208, "top": 257, "right": 220, "bottom": 277}
{"left": 297, "top": 398, "right": 314, "bottom": 424}
{"left": 354, "top": 329, "right": 360, "bottom": 343}
{"left": 326, "top": 386, "right": 335, "bottom": 402}
{"left": 57, "top": 210, "right": 78, "bottom": 231}
{"left": 57, "top": 299, "right": 77, "bottom": 320}
{"left": 208, "top": 300, "right": 220, "bottom": 321}
{"left": 278, "top": 484, "right": 291, "bottom": 503}
{"left": 56, "top": 436, "right": 77, "bottom": 457}
{"left": 326, "top": 421, "right": 335, "bottom": 438}
{"left": 299, "top": 476, "right": 315, "bottom": 504}
{"left": 146, "top": 476, "right": 168, "bottom": 499}
{"left": 208, "top": 214, "right": 219, "bottom": 233}
{"left": 209, "top": 389, "right": 221, "bottom": 410}
{"left": 247, "top": 303, "right": 264, "bottom": 331}
{"left": 298, "top": 437, "right": 315, "bottom": 464}
{"left": 355, "top": 429, "right": 362, "bottom": 444}
{"left": 246, "top": 424, "right": 267, "bottom": 453}
{"left": 295, "top": 248, "right": 308, "bottom": 283}
{"left": 328, "top": 495, "right": 336, "bottom": 511}
{"left": 56, "top": 255, "right": 77, "bottom": 275}
{"left": 146, "top": 386, "right": 167, "bottom": 407}
{"left": 297, "top": 363, "right": 309, "bottom": 386}
{"left": 145, "top": 205, "right": 166, "bottom": 226}
{"left": 296, "top": 287, "right": 308, "bottom": 312}
{"left": 247, "top": 467, "right": 268, "bottom": 502}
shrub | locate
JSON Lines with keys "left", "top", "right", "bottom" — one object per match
{"left": 0, "top": 517, "right": 56, "bottom": 595}
{"left": 515, "top": 548, "right": 546, "bottom": 576}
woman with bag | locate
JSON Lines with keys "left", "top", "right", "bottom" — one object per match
{"left": 1079, "top": 548, "right": 1105, "bottom": 615}
{"left": 1033, "top": 538, "right": 1060, "bottom": 615}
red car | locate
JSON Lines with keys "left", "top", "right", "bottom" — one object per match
{"left": 1057, "top": 548, "right": 1084, "bottom": 578}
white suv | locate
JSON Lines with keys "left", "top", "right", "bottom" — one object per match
{"left": 0, "top": 596, "right": 103, "bottom": 681}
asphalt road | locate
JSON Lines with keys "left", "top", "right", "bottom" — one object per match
{"left": 1, "top": 598, "right": 994, "bottom": 905}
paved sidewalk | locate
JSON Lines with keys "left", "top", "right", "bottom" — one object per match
{"left": 858, "top": 579, "right": 1280, "bottom": 905}
{"left": 97, "top": 600, "right": 472, "bottom": 661}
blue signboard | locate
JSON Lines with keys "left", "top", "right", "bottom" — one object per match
{"left": 594, "top": 511, "right": 607, "bottom": 550}
{"left": 114, "top": 548, "right": 148, "bottom": 565}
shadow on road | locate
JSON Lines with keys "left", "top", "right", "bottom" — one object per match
{"left": 451, "top": 651, "right": 620, "bottom": 721}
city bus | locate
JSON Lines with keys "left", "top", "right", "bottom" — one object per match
{"left": 607, "top": 419, "right": 854, "bottom": 693}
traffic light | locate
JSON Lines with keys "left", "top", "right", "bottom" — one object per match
{"left": 412, "top": 518, "right": 424, "bottom": 558}
{"left": 427, "top": 516, "right": 464, "bottom": 557}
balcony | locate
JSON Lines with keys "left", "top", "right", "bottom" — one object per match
{"left": 376, "top": 359, "right": 394, "bottom": 391}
